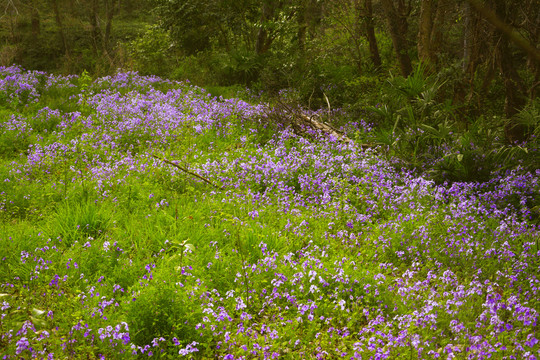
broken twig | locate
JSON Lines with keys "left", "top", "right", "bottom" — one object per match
{"left": 152, "top": 154, "right": 225, "bottom": 190}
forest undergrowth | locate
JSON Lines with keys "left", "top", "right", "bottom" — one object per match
{"left": 0, "top": 66, "right": 539, "bottom": 359}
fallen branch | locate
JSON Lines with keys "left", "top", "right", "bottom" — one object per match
{"left": 152, "top": 154, "right": 225, "bottom": 190}
{"left": 276, "top": 100, "right": 353, "bottom": 144}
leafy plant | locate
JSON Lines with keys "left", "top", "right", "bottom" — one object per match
{"left": 1, "top": 67, "right": 539, "bottom": 359}
{"left": 126, "top": 25, "right": 177, "bottom": 77}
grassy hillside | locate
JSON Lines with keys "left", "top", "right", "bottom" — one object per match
{"left": 0, "top": 66, "right": 539, "bottom": 359}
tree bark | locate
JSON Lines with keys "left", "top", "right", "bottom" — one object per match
{"left": 102, "top": 0, "right": 117, "bottom": 66}
{"left": 362, "top": 0, "right": 381, "bottom": 68}
{"left": 418, "top": 0, "right": 451, "bottom": 66}
{"left": 462, "top": 0, "right": 483, "bottom": 114}
{"left": 430, "top": 0, "right": 450, "bottom": 63}
{"left": 380, "top": 0, "right": 413, "bottom": 76}
{"left": 256, "top": 0, "right": 276, "bottom": 55}
{"left": 103, "top": 0, "right": 116, "bottom": 53}
{"left": 463, "top": 1, "right": 473, "bottom": 72}
{"left": 417, "top": 0, "right": 433, "bottom": 64}
{"left": 90, "top": 0, "right": 101, "bottom": 55}
{"left": 51, "top": 0, "right": 69, "bottom": 57}
{"left": 297, "top": 0, "right": 307, "bottom": 51}
{"left": 524, "top": 0, "right": 539, "bottom": 99}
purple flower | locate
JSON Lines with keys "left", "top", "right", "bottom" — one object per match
{"left": 15, "top": 337, "right": 30, "bottom": 354}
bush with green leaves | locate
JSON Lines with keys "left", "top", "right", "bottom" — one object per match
{"left": 365, "top": 64, "right": 540, "bottom": 183}
{"left": 126, "top": 25, "right": 177, "bottom": 77}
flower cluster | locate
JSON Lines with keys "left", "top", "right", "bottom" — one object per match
{"left": 0, "top": 66, "right": 538, "bottom": 359}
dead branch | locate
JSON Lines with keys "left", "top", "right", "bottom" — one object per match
{"left": 273, "top": 100, "right": 353, "bottom": 144}
{"left": 323, "top": 92, "right": 331, "bottom": 113}
{"left": 152, "top": 154, "right": 225, "bottom": 190}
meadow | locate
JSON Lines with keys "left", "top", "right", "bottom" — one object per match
{"left": 0, "top": 65, "right": 539, "bottom": 359}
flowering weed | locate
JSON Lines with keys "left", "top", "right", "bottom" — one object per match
{"left": 0, "top": 66, "right": 539, "bottom": 359}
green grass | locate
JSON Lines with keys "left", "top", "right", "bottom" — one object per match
{"left": 1, "top": 67, "right": 539, "bottom": 359}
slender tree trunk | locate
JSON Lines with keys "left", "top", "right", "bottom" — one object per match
{"left": 525, "top": 2, "right": 539, "bottom": 99}
{"left": 362, "top": 0, "right": 381, "bottom": 68}
{"left": 297, "top": 0, "right": 307, "bottom": 52}
{"left": 309, "top": 0, "right": 324, "bottom": 39}
{"left": 418, "top": 0, "right": 451, "bottom": 66}
{"left": 104, "top": 0, "right": 116, "bottom": 52}
{"left": 380, "top": 0, "right": 413, "bottom": 76}
{"left": 331, "top": 0, "right": 364, "bottom": 74}
{"left": 462, "top": 0, "right": 483, "bottom": 114}
{"left": 102, "top": 0, "right": 117, "bottom": 66}
{"left": 430, "top": 0, "right": 450, "bottom": 62}
{"left": 417, "top": 0, "right": 433, "bottom": 64}
{"left": 51, "top": 0, "right": 69, "bottom": 57}
{"left": 352, "top": 0, "right": 364, "bottom": 74}
{"left": 463, "top": 1, "right": 473, "bottom": 72}
{"left": 256, "top": 0, "right": 276, "bottom": 55}
{"left": 351, "top": 39, "right": 364, "bottom": 75}
{"left": 90, "top": 0, "right": 101, "bottom": 55}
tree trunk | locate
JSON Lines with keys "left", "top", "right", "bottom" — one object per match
{"left": 51, "top": 0, "right": 69, "bottom": 57}
{"left": 463, "top": 1, "right": 473, "bottom": 72}
{"left": 104, "top": 0, "right": 117, "bottom": 52}
{"left": 362, "top": 0, "right": 381, "bottom": 68}
{"left": 297, "top": 0, "right": 307, "bottom": 52}
{"left": 102, "top": 0, "right": 117, "bottom": 66}
{"left": 90, "top": 0, "right": 101, "bottom": 55}
{"left": 256, "top": 1, "right": 276, "bottom": 55}
{"left": 430, "top": 0, "right": 450, "bottom": 63}
{"left": 417, "top": 0, "right": 433, "bottom": 64}
{"left": 418, "top": 0, "right": 451, "bottom": 66}
{"left": 380, "top": 0, "right": 413, "bottom": 76}
{"left": 462, "top": 0, "right": 483, "bottom": 114}
{"left": 524, "top": 0, "right": 539, "bottom": 99}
